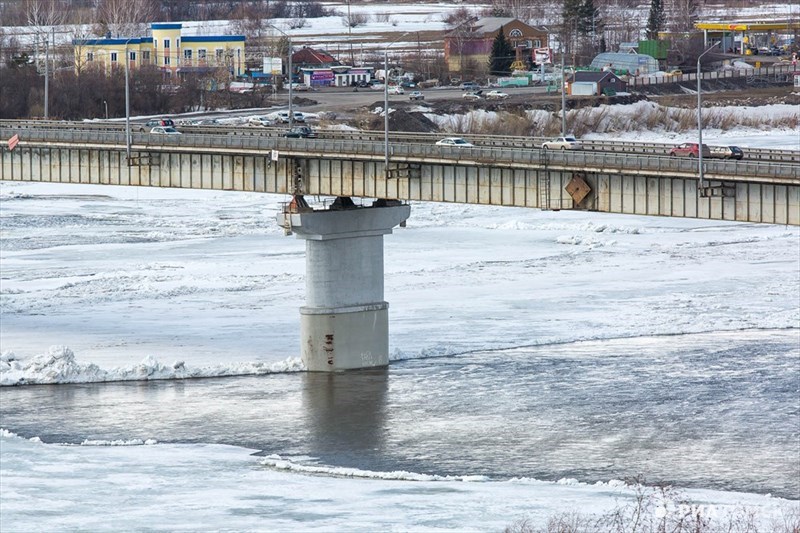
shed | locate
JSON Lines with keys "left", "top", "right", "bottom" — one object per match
{"left": 569, "top": 70, "right": 627, "bottom": 95}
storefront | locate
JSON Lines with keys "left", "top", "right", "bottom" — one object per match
{"left": 300, "top": 67, "right": 374, "bottom": 87}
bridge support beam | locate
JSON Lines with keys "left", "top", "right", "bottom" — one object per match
{"left": 279, "top": 198, "right": 410, "bottom": 371}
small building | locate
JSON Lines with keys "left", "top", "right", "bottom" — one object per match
{"left": 292, "top": 47, "right": 340, "bottom": 70}
{"left": 569, "top": 70, "right": 628, "bottom": 96}
{"left": 73, "top": 23, "right": 246, "bottom": 81}
{"left": 589, "top": 52, "right": 659, "bottom": 76}
{"left": 444, "top": 17, "right": 549, "bottom": 74}
{"left": 299, "top": 66, "right": 374, "bottom": 88}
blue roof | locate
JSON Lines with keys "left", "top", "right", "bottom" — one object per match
{"left": 73, "top": 37, "right": 152, "bottom": 45}
{"left": 151, "top": 23, "right": 182, "bottom": 30}
{"left": 182, "top": 35, "right": 246, "bottom": 43}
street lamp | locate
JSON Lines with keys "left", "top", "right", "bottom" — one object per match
{"left": 124, "top": 38, "right": 134, "bottom": 163}
{"left": 697, "top": 42, "right": 719, "bottom": 194}
{"left": 560, "top": 45, "right": 567, "bottom": 137}
{"left": 268, "top": 25, "right": 293, "bottom": 126}
{"left": 103, "top": 100, "right": 108, "bottom": 120}
{"left": 384, "top": 32, "right": 410, "bottom": 179}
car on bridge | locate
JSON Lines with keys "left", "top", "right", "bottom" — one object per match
{"left": 541, "top": 136, "right": 582, "bottom": 150}
{"left": 138, "top": 117, "right": 174, "bottom": 132}
{"left": 387, "top": 86, "right": 405, "bottom": 95}
{"left": 409, "top": 91, "right": 425, "bottom": 101}
{"left": 282, "top": 126, "right": 318, "bottom": 138}
{"left": 669, "top": 142, "right": 711, "bottom": 158}
{"left": 710, "top": 145, "right": 744, "bottom": 160}
{"left": 150, "top": 126, "right": 181, "bottom": 135}
{"left": 273, "top": 111, "right": 306, "bottom": 124}
{"left": 460, "top": 81, "right": 481, "bottom": 90}
{"left": 248, "top": 116, "right": 275, "bottom": 127}
{"left": 462, "top": 91, "right": 482, "bottom": 100}
{"left": 485, "top": 90, "right": 509, "bottom": 99}
{"left": 435, "top": 137, "right": 474, "bottom": 148}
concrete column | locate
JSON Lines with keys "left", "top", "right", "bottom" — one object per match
{"left": 280, "top": 200, "right": 410, "bottom": 371}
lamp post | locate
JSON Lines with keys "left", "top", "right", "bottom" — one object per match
{"left": 384, "top": 32, "right": 410, "bottom": 179}
{"left": 697, "top": 42, "right": 719, "bottom": 194}
{"left": 268, "top": 25, "right": 293, "bottom": 126}
{"left": 560, "top": 45, "right": 567, "bottom": 137}
{"left": 124, "top": 39, "right": 134, "bottom": 163}
{"left": 103, "top": 100, "right": 108, "bottom": 120}
{"left": 44, "top": 35, "right": 49, "bottom": 119}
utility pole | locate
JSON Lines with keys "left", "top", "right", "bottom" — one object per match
{"left": 44, "top": 36, "right": 49, "bottom": 119}
{"left": 697, "top": 42, "right": 719, "bottom": 195}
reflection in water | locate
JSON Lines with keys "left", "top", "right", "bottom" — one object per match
{"left": 299, "top": 369, "right": 388, "bottom": 469}
{"left": 1, "top": 331, "right": 797, "bottom": 499}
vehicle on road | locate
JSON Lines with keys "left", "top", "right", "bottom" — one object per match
{"left": 541, "top": 136, "right": 582, "bottom": 150}
{"left": 485, "top": 90, "right": 509, "bottom": 99}
{"left": 435, "top": 137, "right": 474, "bottom": 148}
{"left": 710, "top": 145, "right": 744, "bottom": 160}
{"left": 248, "top": 116, "right": 275, "bottom": 127}
{"left": 274, "top": 111, "right": 305, "bottom": 124}
{"left": 290, "top": 83, "right": 310, "bottom": 91}
{"left": 669, "top": 142, "right": 711, "bottom": 158}
{"left": 409, "top": 91, "right": 425, "bottom": 101}
{"left": 460, "top": 82, "right": 481, "bottom": 90}
{"left": 138, "top": 117, "right": 174, "bottom": 132}
{"left": 387, "top": 86, "right": 405, "bottom": 95}
{"left": 150, "top": 126, "right": 181, "bottom": 135}
{"left": 462, "top": 91, "right": 482, "bottom": 100}
{"left": 282, "top": 126, "right": 318, "bottom": 138}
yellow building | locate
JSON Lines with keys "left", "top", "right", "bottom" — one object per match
{"left": 73, "top": 23, "right": 246, "bottom": 80}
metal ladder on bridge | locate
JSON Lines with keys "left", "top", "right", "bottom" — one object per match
{"left": 538, "top": 149, "right": 552, "bottom": 210}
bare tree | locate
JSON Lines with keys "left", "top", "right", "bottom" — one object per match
{"left": 96, "top": 0, "right": 158, "bottom": 38}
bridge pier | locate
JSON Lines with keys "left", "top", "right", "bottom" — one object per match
{"left": 279, "top": 197, "right": 410, "bottom": 371}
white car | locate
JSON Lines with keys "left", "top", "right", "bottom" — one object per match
{"left": 387, "top": 86, "right": 405, "bottom": 95}
{"left": 274, "top": 111, "right": 306, "bottom": 124}
{"left": 541, "top": 136, "right": 582, "bottom": 150}
{"left": 290, "top": 83, "right": 310, "bottom": 91}
{"left": 248, "top": 116, "right": 274, "bottom": 127}
{"left": 435, "top": 137, "right": 474, "bottom": 148}
{"left": 485, "top": 90, "right": 509, "bottom": 99}
{"left": 150, "top": 126, "right": 181, "bottom": 135}
{"left": 462, "top": 91, "right": 482, "bottom": 101}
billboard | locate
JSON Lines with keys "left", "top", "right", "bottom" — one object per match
{"left": 534, "top": 47, "right": 552, "bottom": 65}
{"left": 263, "top": 57, "right": 283, "bottom": 75}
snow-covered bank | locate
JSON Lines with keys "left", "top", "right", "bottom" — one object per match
{"left": 1, "top": 429, "right": 796, "bottom": 532}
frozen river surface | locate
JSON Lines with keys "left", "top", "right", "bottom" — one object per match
{"left": 1, "top": 181, "right": 799, "bottom": 531}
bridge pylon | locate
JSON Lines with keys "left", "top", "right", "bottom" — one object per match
{"left": 278, "top": 197, "right": 410, "bottom": 371}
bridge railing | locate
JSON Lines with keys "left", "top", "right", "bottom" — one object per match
{"left": 3, "top": 127, "right": 798, "bottom": 183}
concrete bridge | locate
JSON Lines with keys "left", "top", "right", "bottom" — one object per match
{"left": 2, "top": 123, "right": 799, "bottom": 371}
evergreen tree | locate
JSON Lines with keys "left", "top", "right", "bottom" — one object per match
{"left": 646, "top": 0, "right": 665, "bottom": 39}
{"left": 577, "top": 0, "right": 600, "bottom": 37}
{"left": 488, "top": 26, "right": 515, "bottom": 76}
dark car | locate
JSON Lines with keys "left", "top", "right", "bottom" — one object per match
{"left": 283, "top": 126, "right": 318, "bottom": 138}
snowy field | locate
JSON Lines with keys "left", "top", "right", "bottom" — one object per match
{"left": 1, "top": 127, "right": 799, "bottom": 530}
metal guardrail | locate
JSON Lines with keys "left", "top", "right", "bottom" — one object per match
{"left": 4, "top": 127, "right": 798, "bottom": 183}
{"left": 2, "top": 119, "right": 797, "bottom": 163}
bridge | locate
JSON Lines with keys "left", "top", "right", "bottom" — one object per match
{"left": 2, "top": 121, "right": 799, "bottom": 371}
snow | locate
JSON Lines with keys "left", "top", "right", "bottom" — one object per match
{"left": 1, "top": 122, "right": 799, "bottom": 530}
{"left": 1, "top": 429, "right": 796, "bottom": 532}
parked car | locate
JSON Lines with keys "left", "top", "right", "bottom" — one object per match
{"left": 387, "top": 86, "right": 405, "bottom": 95}
{"left": 460, "top": 81, "right": 481, "bottom": 90}
{"left": 150, "top": 126, "right": 181, "bottom": 135}
{"left": 248, "top": 116, "right": 275, "bottom": 127}
{"left": 435, "top": 137, "right": 474, "bottom": 148}
{"left": 462, "top": 91, "right": 482, "bottom": 100}
{"left": 283, "top": 126, "right": 318, "bottom": 138}
{"left": 409, "top": 91, "right": 425, "bottom": 101}
{"left": 138, "top": 117, "right": 174, "bottom": 132}
{"left": 541, "top": 136, "right": 582, "bottom": 150}
{"left": 274, "top": 111, "right": 306, "bottom": 124}
{"left": 669, "top": 142, "right": 711, "bottom": 158}
{"left": 710, "top": 145, "right": 744, "bottom": 160}
{"left": 485, "top": 90, "right": 509, "bottom": 99}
